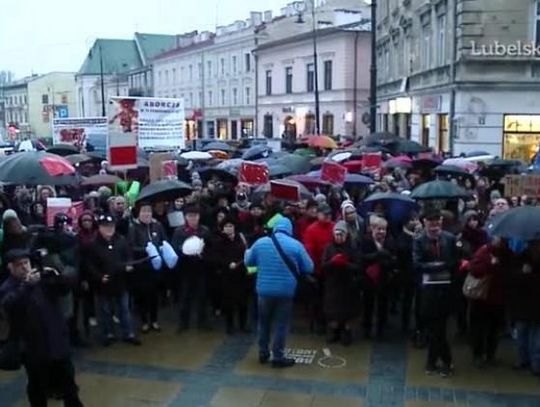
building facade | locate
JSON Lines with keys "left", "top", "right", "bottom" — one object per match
{"left": 152, "top": 14, "right": 266, "bottom": 140}
{"left": 256, "top": 21, "right": 371, "bottom": 140}
{"left": 2, "top": 77, "right": 33, "bottom": 139}
{"left": 376, "top": 0, "right": 540, "bottom": 161}
{"left": 27, "top": 72, "right": 77, "bottom": 139}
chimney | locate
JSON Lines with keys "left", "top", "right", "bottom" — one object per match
{"left": 250, "top": 11, "right": 263, "bottom": 26}
{"left": 263, "top": 10, "right": 273, "bottom": 22}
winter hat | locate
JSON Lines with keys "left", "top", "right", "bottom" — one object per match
{"left": 2, "top": 209, "right": 19, "bottom": 222}
{"left": 341, "top": 200, "right": 356, "bottom": 217}
{"left": 490, "top": 190, "right": 502, "bottom": 202}
{"left": 333, "top": 220, "right": 348, "bottom": 235}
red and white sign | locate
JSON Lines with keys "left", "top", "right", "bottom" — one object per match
{"left": 270, "top": 181, "right": 300, "bottom": 202}
{"left": 46, "top": 198, "right": 85, "bottom": 229}
{"left": 321, "top": 161, "right": 347, "bottom": 185}
{"left": 239, "top": 162, "right": 269, "bottom": 185}
{"left": 107, "top": 99, "right": 138, "bottom": 170}
{"left": 162, "top": 160, "right": 178, "bottom": 179}
{"left": 362, "top": 153, "right": 382, "bottom": 175}
{"left": 52, "top": 117, "right": 107, "bottom": 150}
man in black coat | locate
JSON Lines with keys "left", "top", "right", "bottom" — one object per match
{"left": 0, "top": 249, "right": 83, "bottom": 407}
{"left": 413, "top": 209, "right": 458, "bottom": 378}
{"left": 172, "top": 204, "right": 212, "bottom": 331}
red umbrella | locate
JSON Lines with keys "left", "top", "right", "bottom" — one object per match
{"left": 383, "top": 155, "right": 413, "bottom": 170}
{"left": 303, "top": 135, "right": 338, "bottom": 149}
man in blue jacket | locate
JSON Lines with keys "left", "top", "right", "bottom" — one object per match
{"left": 245, "top": 216, "right": 314, "bottom": 368}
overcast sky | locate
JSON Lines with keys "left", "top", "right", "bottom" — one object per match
{"left": 0, "top": 0, "right": 285, "bottom": 78}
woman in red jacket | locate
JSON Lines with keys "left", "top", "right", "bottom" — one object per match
{"left": 467, "top": 238, "right": 515, "bottom": 368}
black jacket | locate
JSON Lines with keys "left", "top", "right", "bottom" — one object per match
{"left": 413, "top": 231, "right": 458, "bottom": 287}
{"left": 86, "top": 233, "right": 132, "bottom": 296}
{"left": 361, "top": 237, "right": 397, "bottom": 289}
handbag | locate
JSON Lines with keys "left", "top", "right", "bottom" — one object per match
{"left": 462, "top": 273, "right": 490, "bottom": 301}
{"left": 270, "top": 233, "right": 317, "bottom": 301}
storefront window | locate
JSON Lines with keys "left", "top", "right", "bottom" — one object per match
{"left": 231, "top": 120, "right": 238, "bottom": 140}
{"left": 241, "top": 119, "right": 254, "bottom": 138}
{"left": 421, "top": 114, "right": 430, "bottom": 146}
{"left": 207, "top": 121, "right": 215, "bottom": 138}
{"left": 438, "top": 114, "right": 449, "bottom": 153}
{"left": 393, "top": 114, "right": 400, "bottom": 137}
{"left": 405, "top": 114, "right": 411, "bottom": 139}
{"left": 217, "top": 119, "right": 228, "bottom": 140}
{"left": 503, "top": 114, "right": 540, "bottom": 161}
{"left": 263, "top": 114, "right": 273, "bottom": 138}
{"left": 305, "top": 114, "right": 316, "bottom": 135}
{"left": 322, "top": 114, "right": 334, "bottom": 135}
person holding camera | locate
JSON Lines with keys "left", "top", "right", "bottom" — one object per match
{"left": 0, "top": 248, "right": 83, "bottom": 407}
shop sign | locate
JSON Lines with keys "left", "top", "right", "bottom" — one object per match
{"left": 421, "top": 95, "right": 441, "bottom": 113}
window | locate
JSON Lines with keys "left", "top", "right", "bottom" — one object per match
{"left": 207, "top": 60, "right": 212, "bottom": 77}
{"left": 208, "top": 91, "right": 213, "bottom": 106}
{"left": 285, "top": 67, "right": 293, "bottom": 94}
{"left": 306, "top": 63, "right": 315, "bottom": 92}
{"left": 421, "top": 114, "right": 430, "bottom": 146}
{"left": 221, "top": 89, "right": 226, "bottom": 106}
{"left": 199, "top": 92, "right": 203, "bottom": 106}
{"left": 421, "top": 25, "right": 432, "bottom": 70}
{"left": 207, "top": 121, "right": 215, "bottom": 138}
{"left": 198, "top": 62, "right": 202, "bottom": 78}
{"left": 232, "top": 56, "right": 237, "bottom": 74}
{"left": 536, "top": 1, "right": 540, "bottom": 45}
{"left": 61, "top": 95, "right": 67, "bottom": 104}
{"left": 324, "top": 61, "right": 333, "bottom": 90}
{"left": 42, "top": 94, "right": 49, "bottom": 104}
{"left": 245, "top": 53, "right": 251, "bottom": 72}
{"left": 189, "top": 65, "right": 193, "bottom": 80}
{"left": 158, "top": 71, "right": 162, "bottom": 86}
{"left": 245, "top": 87, "right": 251, "bottom": 105}
{"left": 180, "top": 67, "right": 184, "bottom": 82}
{"left": 265, "top": 70, "right": 272, "bottom": 96}
{"left": 188, "top": 93, "right": 193, "bottom": 107}
{"left": 437, "top": 15, "right": 447, "bottom": 65}
{"left": 384, "top": 47, "right": 390, "bottom": 78}
{"left": 438, "top": 114, "right": 449, "bottom": 153}
{"left": 220, "top": 58, "right": 225, "bottom": 76}
{"left": 263, "top": 114, "right": 273, "bottom": 138}
{"left": 322, "top": 114, "right": 334, "bottom": 135}
{"left": 232, "top": 88, "right": 238, "bottom": 105}
{"left": 164, "top": 70, "right": 169, "bottom": 85}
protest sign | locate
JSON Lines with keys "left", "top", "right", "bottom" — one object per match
{"left": 271, "top": 181, "right": 300, "bottom": 202}
{"left": 52, "top": 117, "right": 107, "bottom": 150}
{"left": 321, "top": 161, "right": 347, "bottom": 185}
{"left": 239, "top": 162, "right": 269, "bottom": 185}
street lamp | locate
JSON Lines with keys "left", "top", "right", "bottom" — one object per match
{"left": 368, "top": 0, "right": 377, "bottom": 134}
{"left": 295, "top": 0, "right": 321, "bottom": 135}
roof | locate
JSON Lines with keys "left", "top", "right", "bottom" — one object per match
{"left": 1, "top": 75, "right": 40, "bottom": 89}
{"left": 153, "top": 37, "right": 215, "bottom": 61}
{"left": 134, "top": 33, "right": 179, "bottom": 64}
{"left": 256, "top": 20, "right": 371, "bottom": 52}
{"left": 78, "top": 39, "right": 143, "bottom": 75}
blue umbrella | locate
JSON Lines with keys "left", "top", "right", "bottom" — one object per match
{"left": 360, "top": 192, "right": 419, "bottom": 225}
{"left": 242, "top": 145, "right": 272, "bottom": 161}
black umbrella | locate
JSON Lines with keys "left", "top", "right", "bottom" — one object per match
{"left": 435, "top": 165, "right": 475, "bottom": 180}
{"left": 198, "top": 167, "right": 238, "bottom": 184}
{"left": 201, "top": 141, "right": 235, "bottom": 152}
{"left": 136, "top": 179, "right": 192, "bottom": 203}
{"left": 411, "top": 180, "right": 469, "bottom": 200}
{"left": 486, "top": 206, "right": 540, "bottom": 241}
{"left": 0, "top": 151, "right": 80, "bottom": 186}
{"left": 268, "top": 164, "right": 293, "bottom": 179}
{"left": 362, "top": 132, "right": 399, "bottom": 146}
{"left": 242, "top": 145, "right": 272, "bottom": 161}
{"left": 385, "top": 139, "right": 431, "bottom": 154}
{"left": 274, "top": 154, "right": 311, "bottom": 175}
{"left": 65, "top": 153, "right": 93, "bottom": 165}
{"left": 82, "top": 174, "right": 122, "bottom": 186}
{"left": 46, "top": 144, "right": 79, "bottom": 156}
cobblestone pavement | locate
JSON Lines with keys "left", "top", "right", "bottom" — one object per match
{"left": 2, "top": 311, "right": 540, "bottom": 406}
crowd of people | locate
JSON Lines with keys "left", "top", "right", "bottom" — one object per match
{"left": 0, "top": 150, "right": 540, "bottom": 406}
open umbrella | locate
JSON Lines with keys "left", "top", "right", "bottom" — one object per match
{"left": 307, "top": 170, "right": 373, "bottom": 186}
{"left": 362, "top": 132, "right": 398, "bottom": 146}
{"left": 287, "top": 174, "right": 330, "bottom": 189}
{"left": 242, "top": 145, "right": 272, "bottom": 161}
{"left": 268, "top": 164, "right": 293, "bottom": 179}
{"left": 411, "top": 180, "right": 469, "bottom": 200}
{"left": 216, "top": 158, "right": 244, "bottom": 174}
{"left": 181, "top": 151, "right": 213, "bottom": 161}
{"left": 466, "top": 150, "right": 490, "bottom": 158}
{"left": 0, "top": 151, "right": 80, "bottom": 186}
{"left": 136, "top": 179, "right": 192, "bottom": 203}
{"left": 275, "top": 154, "right": 311, "bottom": 174}
{"left": 81, "top": 174, "right": 122, "bottom": 186}
{"left": 201, "top": 141, "right": 235, "bottom": 152}
{"left": 435, "top": 165, "right": 474, "bottom": 179}
{"left": 65, "top": 153, "right": 93, "bottom": 165}
{"left": 383, "top": 155, "right": 412, "bottom": 170}
{"left": 197, "top": 167, "right": 238, "bottom": 184}
{"left": 304, "top": 135, "right": 338, "bottom": 149}
{"left": 360, "top": 192, "right": 419, "bottom": 225}
{"left": 328, "top": 151, "right": 352, "bottom": 162}
{"left": 46, "top": 144, "right": 79, "bottom": 156}
{"left": 442, "top": 158, "right": 478, "bottom": 173}
{"left": 385, "top": 139, "right": 430, "bottom": 154}
{"left": 294, "top": 148, "right": 316, "bottom": 157}
{"left": 486, "top": 206, "right": 540, "bottom": 241}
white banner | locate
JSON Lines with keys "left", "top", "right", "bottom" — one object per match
{"left": 108, "top": 96, "right": 185, "bottom": 151}
{"left": 52, "top": 117, "right": 107, "bottom": 149}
